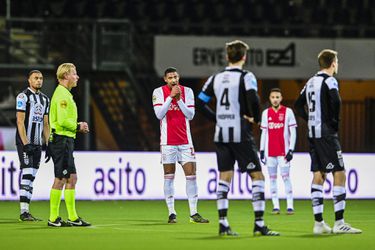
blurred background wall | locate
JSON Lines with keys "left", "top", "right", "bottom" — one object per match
{"left": 0, "top": 0, "right": 374, "bottom": 152}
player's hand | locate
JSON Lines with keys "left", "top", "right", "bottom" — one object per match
{"left": 23, "top": 144, "right": 35, "bottom": 155}
{"left": 285, "top": 150, "right": 293, "bottom": 162}
{"left": 78, "top": 122, "right": 90, "bottom": 133}
{"left": 260, "top": 150, "right": 266, "bottom": 164}
{"left": 170, "top": 85, "right": 181, "bottom": 99}
{"left": 45, "top": 144, "right": 52, "bottom": 163}
{"left": 243, "top": 115, "right": 254, "bottom": 124}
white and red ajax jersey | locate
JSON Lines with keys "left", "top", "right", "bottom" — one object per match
{"left": 260, "top": 105, "right": 297, "bottom": 157}
{"left": 152, "top": 84, "right": 195, "bottom": 146}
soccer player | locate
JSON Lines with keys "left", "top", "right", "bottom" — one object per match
{"left": 16, "top": 70, "right": 50, "bottom": 221}
{"left": 152, "top": 67, "right": 209, "bottom": 224}
{"left": 47, "top": 63, "right": 91, "bottom": 227}
{"left": 260, "top": 88, "right": 297, "bottom": 215}
{"left": 295, "top": 49, "right": 362, "bottom": 234}
{"left": 197, "top": 40, "right": 279, "bottom": 236}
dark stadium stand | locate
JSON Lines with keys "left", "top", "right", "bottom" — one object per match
{"left": 3, "top": 0, "right": 375, "bottom": 37}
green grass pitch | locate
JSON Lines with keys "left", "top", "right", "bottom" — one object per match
{"left": 0, "top": 200, "right": 373, "bottom": 250}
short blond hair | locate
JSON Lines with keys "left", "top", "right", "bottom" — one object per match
{"left": 56, "top": 63, "right": 76, "bottom": 80}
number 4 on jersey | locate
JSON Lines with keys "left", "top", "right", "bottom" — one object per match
{"left": 220, "top": 88, "right": 230, "bottom": 110}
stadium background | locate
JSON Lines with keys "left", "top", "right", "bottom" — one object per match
{"left": 1, "top": 0, "right": 375, "bottom": 153}
{"left": 0, "top": 1, "right": 374, "bottom": 249}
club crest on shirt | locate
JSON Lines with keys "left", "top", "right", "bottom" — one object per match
{"left": 278, "top": 113, "right": 284, "bottom": 121}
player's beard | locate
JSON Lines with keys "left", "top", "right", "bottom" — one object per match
{"left": 272, "top": 104, "right": 280, "bottom": 109}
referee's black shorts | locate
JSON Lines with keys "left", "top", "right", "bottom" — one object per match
{"left": 215, "top": 140, "right": 262, "bottom": 173}
{"left": 309, "top": 135, "right": 345, "bottom": 173}
{"left": 16, "top": 144, "right": 42, "bottom": 169}
{"left": 50, "top": 134, "right": 76, "bottom": 179}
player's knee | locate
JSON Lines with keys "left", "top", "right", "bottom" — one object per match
{"left": 282, "top": 174, "right": 290, "bottom": 181}
{"left": 250, "top": 171, "right": 264, "bottom": 181}
{"left": 52, "top": 178, "right": 66, "bottom": 189}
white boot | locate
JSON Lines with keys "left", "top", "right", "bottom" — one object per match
{"left": 313, "top": 221, "right": 332, "bottom": 235}
{"left": 333, "top": 221, "right": 362, "bottom": 234}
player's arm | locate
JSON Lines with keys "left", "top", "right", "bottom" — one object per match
{"left": 55, "top": 97, "right": 78, "bottom": 132}
{"left": 287, "top": 108, "right": 297, "bottom": 151}
{"left": 152, "top": 88, "right": 172, "bottom": 120}
{"left": 177, "top": 88, "right": 195, "bottom": 120}
{"left": 16, "top": 93, "right": 29, "bottom": 145}
{"left": 197, "top": 76, "right": 216, "bottom": 122}
{"left": 43, "top": 115, "right": 50, "bottom": 144}
{"left": 326, "top": 77, "right": 341, "bottom": 131}
{"left": 43, "top": 97, "right": 50, "bottom": 144}
{"left": 259, "top": 110, "right": 268, "bottom": 152}
{"left": 244, "top": 72, "right": 261, "bottom": 124}
{"left": 16, "top": 112, "right": 29, "bottom": 145}
{"left": 294, "top": 86, "right": 308, "bottom": 121}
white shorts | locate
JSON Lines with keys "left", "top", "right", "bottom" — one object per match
{"left": 266, "top": 156, "right": 290, "bottom": 176}
{"left": 160, "top": 144, "right": 196, "bottom": 165}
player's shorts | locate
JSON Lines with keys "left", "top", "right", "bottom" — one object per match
{"left": 266, "top": 156, "right": 290, "bottom": 168}
{"left": 215, "top": 140, "right": 261, "bottom": 173}
{"left": 49, "top": 134, "right": 77, "bottom": 179}
{"left": 160, "top": 144, "right": 196, "bottom": 165}
{"left": 16, "top": 144, "right": 42, "bottom": 169}
{"left": 308, "top": 135, "right": 345, "bottom": 173}
{"left": 266, "top": 156, "right": 290, "bottom": 177}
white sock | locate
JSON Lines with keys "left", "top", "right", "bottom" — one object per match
{"left": 217, "top": 180, "right": 230, "bottom": 226}
{"left": 311, "top": 184, "right": 324, "bottom": 222}
{"left": 282, "top": 173, "right": 293, "bottom": 209}
{"left": 186, "top": 175, "right": 198, "bottom": 216}
{"left": 333, "top": 185, "right": 346, "bottom": 222}
{"left": 20, "top": 168, "right": 33, "bottom": 214}
{"left": 269, "top": 175, "right": 279, "bottom": 209}
{"left": 252, "top": 180, "right": 265, "bottom": 227}
{"left": 164, "top": 174, "right": 176, "bottom": 215}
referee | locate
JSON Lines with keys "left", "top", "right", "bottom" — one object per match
{"left": 16, "top": 70, "right": 50, "bottom": 221}
{"left": 47, "top": 63, "right": 90, "bottom": 227}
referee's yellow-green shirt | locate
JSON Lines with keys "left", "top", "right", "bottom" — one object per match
{"left": 49, "top": 84, "right": 78, "bottom": 139}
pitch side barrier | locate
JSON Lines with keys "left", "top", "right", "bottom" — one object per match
{"left": 0, "top": 151, "right": 374, "bottom": 200}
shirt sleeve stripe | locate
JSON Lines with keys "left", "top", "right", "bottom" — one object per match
{"left": 153, "top": 103, "right": 162, "bottom": 106}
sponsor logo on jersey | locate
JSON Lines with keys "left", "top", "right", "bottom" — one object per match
{"left": 268, "top": 122, "right": 284, "bottom": 129}
{"left": 168, "top": 103, "right": 180, "bottom": 111}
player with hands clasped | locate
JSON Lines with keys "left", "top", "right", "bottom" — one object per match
{"left": 260, "top": 88, "right": 297, "bottom": 215}
{"left": 152, "top": 67, "right": 209, "bottom": 224}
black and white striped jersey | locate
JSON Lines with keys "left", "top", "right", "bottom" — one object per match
{"left": 198, "top": 66, "right": 260, "bottom": 143}
{"left": 295, "top": 71, "right": 341, "bottom": 138}
{"left": 16, "top": 87, "right": 50, "bottom": 145}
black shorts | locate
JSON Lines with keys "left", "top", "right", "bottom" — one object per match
{"left": 50, "top": 135, "right": 76, "bottom": 179}
{"left": 215, "top": 141, "right": 262, "bottom": 173}
{"left": 16, "top": 144, "right": 42, "bottom": 169}
{"left": 308, "top": 136, "right": 345, "bottom": 173}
